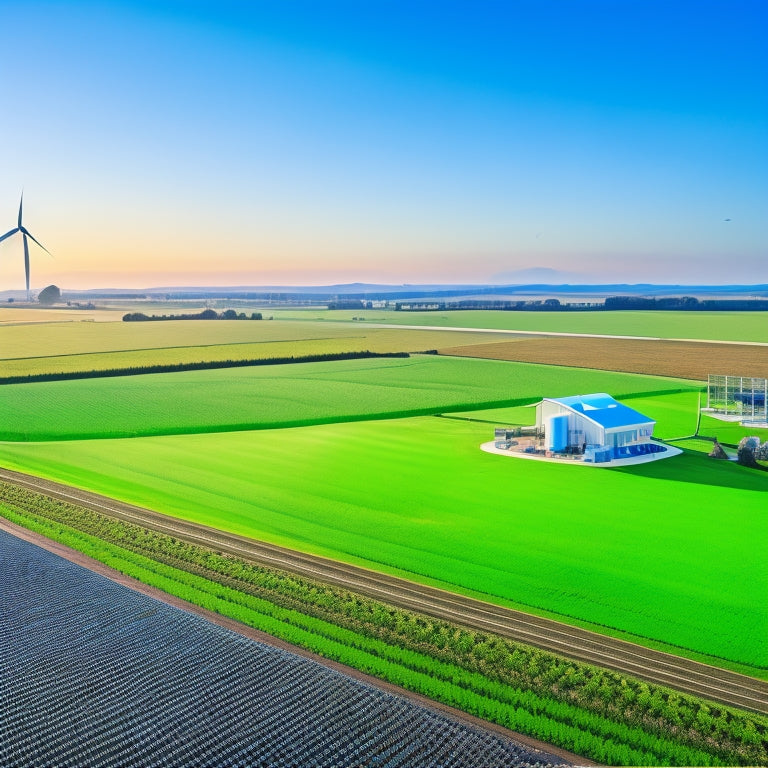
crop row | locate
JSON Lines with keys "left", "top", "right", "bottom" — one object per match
{"left": 1, "top": 484, "right": 765, "bottom": 766}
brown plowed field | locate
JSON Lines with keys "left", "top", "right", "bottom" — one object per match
{"left": 438, "top": 337, "right": 768, "bottom": 381}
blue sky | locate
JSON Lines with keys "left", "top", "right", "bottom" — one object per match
{"left": 0, "top": 0, "right": 766, "bottom": 288}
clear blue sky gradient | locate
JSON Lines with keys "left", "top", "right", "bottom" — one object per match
{"left": 1, "top": 0, "right": 766, "bottom": 288}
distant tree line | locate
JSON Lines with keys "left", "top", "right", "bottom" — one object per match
{"left": 390, "top": 297, "right": 768, "bottom": 311}
{"left": 394, "top": 299, "right": 571, "bottom": 311}
{"left": 0, "top": 351, "right": 411, "bottom": 385}
{"left": 123, "top": 309, "right": 263, "bottom": 322}
{"left": 604, "top": 296, "right": 768, "bottom": 311}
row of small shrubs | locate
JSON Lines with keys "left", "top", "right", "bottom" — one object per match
{"left": 1, "top": 483, "right": 765, "bottom": 766}
{"left": 123, "top": 309, "right": 262, "bottom": 321}
{"left": 0, "top": 350, "right": 411, "bottom": 385}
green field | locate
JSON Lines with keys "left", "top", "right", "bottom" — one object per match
{"left": 0, "top": 414, "right": 765, "bottom": 672}
{"left": 698, "top": 413, "right": 768, "bottom": 445}
{"left": 266, "top": 308, "right": 768, "bottom": 343}
{"left": 0, "top": 355, "right": 699, "bottom": 441}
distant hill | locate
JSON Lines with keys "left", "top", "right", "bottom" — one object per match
{"left": 2, "top": 283, "right": 767, "bottom": 303}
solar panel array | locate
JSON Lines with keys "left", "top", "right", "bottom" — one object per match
{"left": 0, "top": 530, "right": 568, "bottom": 768}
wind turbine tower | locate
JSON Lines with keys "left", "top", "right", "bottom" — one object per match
{"left": 0, "top": 193, "right": 52, "bottom": 300}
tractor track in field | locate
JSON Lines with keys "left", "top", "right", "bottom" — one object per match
{"left": 1, "top": 466, "right": 766, "bottom": 716}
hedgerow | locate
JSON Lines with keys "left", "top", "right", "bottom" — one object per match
{"left": 1, "top": 484, "right": 765, "bottom": 766}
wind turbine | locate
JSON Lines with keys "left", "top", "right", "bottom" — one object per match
{"left": 0, "top": 192, "right": 52, "bottom": 299}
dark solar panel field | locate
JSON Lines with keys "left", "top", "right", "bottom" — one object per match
{"left": 0, "top": 530, "right": 568, "bottom": 767}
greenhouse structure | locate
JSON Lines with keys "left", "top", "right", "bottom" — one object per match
{"left": 706, "top": 375, "right": 768, "bottom": 424}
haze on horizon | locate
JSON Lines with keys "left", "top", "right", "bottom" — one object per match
{"left": 0, "top": 0, "right": 766, "bottom": 291}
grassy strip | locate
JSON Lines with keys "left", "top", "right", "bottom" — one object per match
{"left": 0, "top": 350, "right": 411, "bottom": 384}
{"left": 1, "top": 486, "right": 765, "bottom": 766}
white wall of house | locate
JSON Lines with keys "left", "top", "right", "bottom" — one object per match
{"left": 536, "top": 400, "right": 604, "bottom": 446}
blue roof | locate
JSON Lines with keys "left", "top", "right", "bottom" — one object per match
{"left": 546, "top": 393, "right": 655, "bottom": 430}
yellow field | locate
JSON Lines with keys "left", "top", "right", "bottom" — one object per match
{"left": 0, "top": 319, "right": 521, "bottom": 376}
{"left": 0, "top": 307, "right": 126, "bottom": 324}
{"left": 438, "top": 336, "right": 768, "bottom": 381}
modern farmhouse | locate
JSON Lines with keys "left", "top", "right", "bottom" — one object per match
{"left": 535, "top": 393, "right": 662, "bottom": 462}
{"left": 484, "top": 392, "right": 680, "bottom": 466}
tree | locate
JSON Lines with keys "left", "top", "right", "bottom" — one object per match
{"left": 38, "top": 285, "right": 61, "bottom": 305}
{"left": 737, "top": 436, "right": 764, "bottom": 469}
{"left": 708, "top": 440, "right": 729, "bottom": 459}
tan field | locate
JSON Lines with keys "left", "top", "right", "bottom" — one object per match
{"left": 438, "top": 336, "right": 768, "bottom": 381}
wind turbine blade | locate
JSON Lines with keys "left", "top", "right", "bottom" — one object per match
{"left": 19, "top": 227, "right": 52, "bottom": 256}
{"left": 0, "top": 227, "right": 20, "bottom": 244}
{"left": 18, "top": 192, "right": 23, "bottom": 228}
{"left": 23, "top": 233, "right": 30, "bottom": 296}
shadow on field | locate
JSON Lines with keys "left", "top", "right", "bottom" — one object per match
{"left": 612, "top": 452, "right": 768, "bottom": 492}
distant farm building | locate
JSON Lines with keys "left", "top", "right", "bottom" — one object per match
{"left": 705, "top": 375, "right": 768, "bottom": 426}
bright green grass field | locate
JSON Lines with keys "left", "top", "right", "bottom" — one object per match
{"left": 698, "top": 414, "right": 768, "bottom": 445}
{"left": 0, "top": 415, "right": 765, "bottom": 672}
{"left": 0, "top": 355, "right": 698, "bottom": 441}
{"left": 268, "top": 308, "right": 768, "bottom": 343}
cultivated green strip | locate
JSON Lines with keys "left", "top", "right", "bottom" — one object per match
{"left": 0, "top": 355, "right": 699, "bottom": 442}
